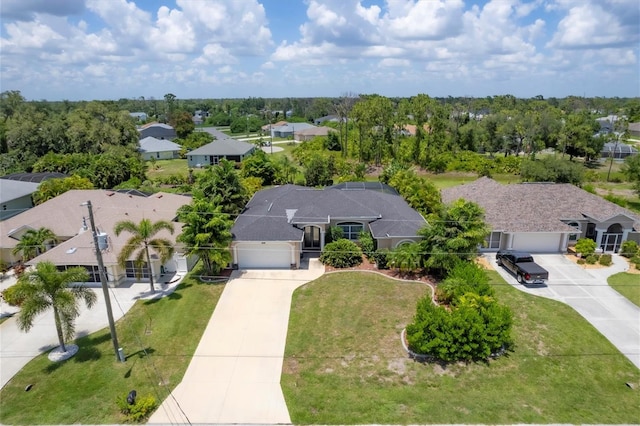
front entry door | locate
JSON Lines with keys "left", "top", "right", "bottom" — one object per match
{"left": 303, "top": 226, "right": 321, "bottom": 249}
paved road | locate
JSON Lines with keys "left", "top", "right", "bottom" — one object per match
{"left": 488, "top": 253, "right": 640, "bottom": 369}
{"left": 0, "top": 273, "right": 184, "bottom": 389}
{"left": 149, "top": 260, "right": 324, "bottom": 425}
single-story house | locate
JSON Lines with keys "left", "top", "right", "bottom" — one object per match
{"left": 399, "top": 124, "right": 430, "bottom": 137}
{"left": 601, "top": 142, "right": 638, "bottom": 159}
{"left": 230, "top": 182, "right": 426, "bottom": 269}
{"left": 442, "top": 177, "right": 640, "bottom": 253}
{"left": 129, "top": 112, "right": 148, "bottom": 122}
{"left": 261, "top": 120, "right": 288, "bottom": 132}
{"left": 0, "top": 179, "right": 40, "bottom": 220}
{"left": 270, "top": 122, "right": 317, "bottom": 139}
{"left": 629, "top": 122, "right": 640, "bottom": 138}
{"left": 139, "top": 136, "right": 182, "bottom": 160}
{"left": 296, "top": 126, "right": 335, "bottom": 142}
{"left": 187, "top": 139, "right": 255, "bottom": 168}
{"left": 138, "top": 122, "right": 177, "bottom": 140}
{"left": 0, "top": 190, "right": 196, "bottom": 286}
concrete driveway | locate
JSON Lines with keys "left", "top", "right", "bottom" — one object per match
{"left": 488, "top": 253, "right": 640, "bottom": 369}
{"left": 149, "top": 259, "right": 324, "bottom": 425}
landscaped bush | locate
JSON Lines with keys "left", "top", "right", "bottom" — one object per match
{"left": 406, "top": 292, "right": 513, "bottom": 362}
{"left": 599, "top": 254, "right": 612, "bottom": 266}
{"left": 620, "top": 241, "right": 639, "bottom": 258}
{"left": 435, "top": 262, "right": 493, "bottom": 305}
{"left": 585, "top": 254, "right": 599, "bottom": 264}
{"left": 372, "top": 248, "right": 390, "bottom": 269}
{"left": 1, "top": 285, "right": 25, "bottom": 307}
{"left": 575, "top": 238, "right": 597, "bottom": 257}
{"left": 326, "top": 226, "right": 344, "bottom": 244}
{"left": 319, "top": 239, "right": 362, "bottom": 268}
{"left": 577, "top": 258, "right": 586, "bottom": 265}
{"left": 358, "top": 230, "right": 375, "bottom": 259}
{"left": 630, "top": 256, "right": 640, "bottom": 269}
{"left": 116, "top": 394, "right": 157, "bottom": 423}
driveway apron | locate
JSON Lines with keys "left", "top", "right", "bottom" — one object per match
{"left": 149, "top": 260, "right": 324, "bottom": 425}
{"left": 489, "top": 254, "right": 640, "bottom": 370}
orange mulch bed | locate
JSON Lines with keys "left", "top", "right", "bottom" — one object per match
{"left": 324, "top": 257, "right": 437, "bottom": 288}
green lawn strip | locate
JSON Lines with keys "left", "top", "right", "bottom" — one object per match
{"left": 608, "top": 272, "right": 640, "bottom": 307}
{"left": 0, "top": 271, "right": 224, "bottom": 425}
{"left": 145, "top": 158, "right": 192, "bottom": 180}
{"left": 282, "top": 271, "right": 640, "bottom": 425}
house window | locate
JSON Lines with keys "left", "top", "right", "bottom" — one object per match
{"left": 56, "top": 265, "right": 104, "bottom": 283}
{"left": 567, "top": 222, "right": 580, "bottom": 242}
{"left": 337, "top": 222, "right": 363, "bottom": 240}
{"left": 125, "top": 261, "right": 150, "bottom": 279}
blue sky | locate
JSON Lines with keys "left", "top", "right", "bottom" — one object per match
{"left": 1, "top": 0, "right": 638, "bottom": 101}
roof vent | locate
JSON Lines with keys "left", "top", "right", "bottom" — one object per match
{"left": 66, "top": 247, "right": 77, "bottom": 254}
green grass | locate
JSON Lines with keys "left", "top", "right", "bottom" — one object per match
{"left": 608, "top": 272, "right": 640, "bottom": 307}
{"left": 0, "top": 268, "right": 224, "bottom": 425}
{"left": 282, "top": 271, "right": 640, "bottom": 425}
{"left": 145, "top": 158, "right": 191, "bottom": 180}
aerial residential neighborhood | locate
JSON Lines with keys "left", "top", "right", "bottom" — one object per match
{"left": 1, "top": 0, "right": 640, "bottom": 425}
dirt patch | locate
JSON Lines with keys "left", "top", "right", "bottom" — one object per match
{"left": 475, "top": 256, "right": 495, "bottom": 271}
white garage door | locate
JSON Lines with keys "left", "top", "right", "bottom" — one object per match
{"left": 236, "top": 242, "right": 292, "bottom": 269}
{"left": 512, "top": 233, "right": 562, "bottom": 253}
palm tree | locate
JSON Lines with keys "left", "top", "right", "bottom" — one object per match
{"left": 12, "top": 227, "right": 57, "bottom": 262}
{"left": 14, "top": 261, "right": 96, "bottom": 353}
{"left": 114, "top": 218, "right": 174, "bottom": 294}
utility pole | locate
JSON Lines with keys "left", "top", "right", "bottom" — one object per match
{"left": 83, "top": 200, "right": 124, "bottom": 362}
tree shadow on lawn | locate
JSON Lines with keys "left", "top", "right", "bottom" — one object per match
{"left": 42, "top": 332, "right": 111, "bottom": 374}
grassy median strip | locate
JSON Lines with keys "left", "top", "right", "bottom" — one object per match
{"left": 608, "top": 272, "right": 640, "bottom": 307}
{"left": 0, "top": 270, "right": 224, "bottom": 425}
{"left": 282, "top": 271, "right": 640, "bottom": 425}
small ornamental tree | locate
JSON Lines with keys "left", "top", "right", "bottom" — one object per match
{"left": 319, "top": 239, "right": 362, "bottom": 268}
{"left": 575, "top": 238, "right": 597, "bottom": 257}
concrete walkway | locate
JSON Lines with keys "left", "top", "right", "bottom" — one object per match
{"left": 0, "top": 273, "right": 184, "bottom": 389}
{"left": 149, "top": 259, "right": 324, "bottom": 425}
{"left": 488, "top": 253, "right": 640, "bottom": 369}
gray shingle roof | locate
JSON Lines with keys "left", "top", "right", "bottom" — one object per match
{"left": 441, "top": 177, "right": 640, "bottom": 232}
{"left": 139, "top": 136, "right": 182, "bottom": 153}
{"left": 232, "top": 184, "right": 426, "bottom": 241}
{"left": 187, "top": 139, "right": 255, "bottom": 156}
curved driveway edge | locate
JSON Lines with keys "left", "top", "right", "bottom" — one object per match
{"left": 488, "top": 253, "right": 640, "bottom": 370}
{"left": 149, "top": 260, "right": 324, "bottom": 425}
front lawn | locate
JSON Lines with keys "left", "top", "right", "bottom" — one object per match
{"left": 608, "top": 272, "right": 640, "bottom": 307}
{"left": 282, "top": 271, "right": 640, "bottom": 424}
{"left": 0, "top": 269, "right": 224, "bottom": 425}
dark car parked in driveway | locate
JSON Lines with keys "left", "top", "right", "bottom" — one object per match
{"left": 496, "top": 250, "right": 549, "bottom": 285}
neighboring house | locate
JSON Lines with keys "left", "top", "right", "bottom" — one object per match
{"left": 314, "top": 115, "right": 340, "bottom": 125}
{"left": 596, "top": 115, "right": 624, "bottom": 134}
{"left": 129, "top": 112, "right": 148, "bottom": 122}
{"left": 0, "top": 179, "right": 39, "bottom": 220}
{"left": 139, "top": 136, "right": 182, "bottom": 160}
{"left": 230, "top": 182, "right": 426, "bottom": 269}
{"left": 260, "top": 120, "right": 288, "bottom": 132}
{"left": 138, "top": 122, "right": 177, "bottom": 140}
{"left": 296, "top": 126, "right": 335, "bottom": 142}
{"left": 442, "top": 177, "right": 640, "bottom": 254}
{"left": 628, "top": 122, "right": 640, "bottom": 138}
{"left": 0, "top": 190, "right": 195, "bottom": 286}
{"left": 270, "top": 122, "right": 317, "bottom": 139}
{"left": 601, "top": 142, "right": 638, "bottom": 159}
{"left": 399, "top": 124, "right": 430, "bottom": 137}
{"left": 187, "top": 139, "right": 255, "bottom": 168}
